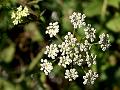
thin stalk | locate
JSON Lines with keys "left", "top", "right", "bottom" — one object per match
{"left": 81, "top": 66, "right": 86, "bottom": 73}
{"left": 91, "top": 43, "right": 99, "bottom": 46}
{"left": 73, "top": 28, "right": 76, "bottom": 36}
{"left": 55, "top": 34, "right": 63, "bottom": 42}
{"left": 101, "top": 0, "right": 107, "bottom": 21}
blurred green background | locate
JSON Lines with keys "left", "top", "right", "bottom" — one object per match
{"left": 0, "top": 0, "right": 120, "bottom": 90}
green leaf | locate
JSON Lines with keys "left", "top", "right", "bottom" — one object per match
{"left": 62, "top": 16, "right": 72, "bottom": 32}
{"left": 0, "top": 78, "right": 15, "bottom": 90}
{"left": 108, "top": 0, "right": 120, "bottom": 8}
{"left": 115, "top": 68, "right": 120, "bottom": 79}
{"left": 100, "top": 72, "right": 107, "bottom": 80}
{"left": 83, "top": 0, "right": 102, "bottom": 17}
{"left": 106, "top": 15, "right": 120, "bottom": 32}
{"left": 0, "top": 43, "right": 15, "bottom": 63}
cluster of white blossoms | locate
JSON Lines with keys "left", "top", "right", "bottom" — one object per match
{"left": 69, "top": 12, "right": 86, "bottom": 28}
{"left": 11, "top": 5, "right": 29, "bottom": 25}
{"left": 39, "top": 12, "right": 110, "bottom": 85}
{"left": 85, "top": 52, "right": 96, "bottom": 67}
{"left": 46, "top": 22, "right": 59, "bottom": 37}
{"left": 65, "top": 68, "right": 79, "bottom": 81}
{"left": 80, "top": 40, "right": 91, "bottom": 52}
{"left": 40, "top": 59, "right": 53, "bottom": 75}
{"left": 83, "top": 70, "right": 98, "bottom": 85}
{"left": 58, "top": 56, "right": 72, "bottom": 68}
{"left": 99, "top": 33, "right": 110, "bottom": 51}
{"left": 84, "top": 24, "right": 96, "bottom": 42}
{"left": 58, "top": 32, "right": 81, "bottom": 68}
{"left": 44, "top": 44, "right": 59, "bottom": 59}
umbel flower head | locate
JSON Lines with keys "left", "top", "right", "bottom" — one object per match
{"left": 85, "top": 52, "right": 96, "bottom": 67}
{"left": 65, "top": 68, "right": 78, "bottom": 81}
{"left": 99, "top": 33, "right": 110, "bottom": 51}
{"left": 83, "top": 70, "right": 98, "bottom": 85}
{"left": 84, "top": 24, "right": 96, "bottom": 42}
{"left": 46, "top": 22, "right": 59, "bottom": 37}
{"left": 58, "top": 32, "right": 84, "bottom": 68}
{"left": 11, "top": 5, "right": 29, "bottom": 25}
{"left": 69, "top": 12, "right": 86, "bottom": 28}
{"left": 39, "top": 12, "right": 110, "bottom": 85}
{"left": 40, "top": 59, "right": 53, "bottom": 75}
{"left": 44, "top": 44, "right": 59, "bottom": 59}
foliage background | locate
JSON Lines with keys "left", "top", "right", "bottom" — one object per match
{"left": 0, "top": 0, "right": 120, "bottom": 90}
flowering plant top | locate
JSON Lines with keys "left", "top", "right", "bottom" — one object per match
{"left": 40, "top": 12, "right": 110, "bottom": 85}
{"left": 11, "top": 6, "right": 110, "bottom": 85}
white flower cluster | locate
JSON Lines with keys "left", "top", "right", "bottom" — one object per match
{"left": 46, "top": 22, "right": 59, "bottom": 37}
{"left": 40, "top": 12, "right": 110, "bottom": 84}
{"left": 83, "top": 70, "right": 98, "bottom": 85}
{"left": 73, "top": 54, "right": 84, "bottom": 66}
{"left": 99, "top": 33, "right": 110, "bottom": 51}
{"left": 80, "top": 40, "right": 91, "bottom": 52}
{"left": 11, "top": 5, "right": 29, "bottom": 25}
{"left": 58, "top": 32, "right": 84, "bottom": 68}
{"left": 69, "top": 12, "right": 86, "bottom": 28}
{"left": 84, "top": 24, "right": 96, "bottom": 42}
{"left": 44, "top": 44, "right": 59, "bottom": 59}
{"left": 58, "top": 56, "right": 72, "bottom": 68}
{"left": 85, "top": 52, "right": 96, "bottom": 67}
{"left": 65, "top": 68, "right": 78, "bottom": 81}
{"left": 40, "top": 59, "right": 53, "bottom": 75}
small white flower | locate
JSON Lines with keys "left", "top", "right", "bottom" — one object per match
{"left": 65, "top": 68, "right": 78, "bottom": 81}
{"left": 99, "top": 33, "right": 110, "bottom": 51}
{"left": 84, "top": 24, "right": 96, "bottom": 42}
{"left": 11, "top": 5, "right": 29, "bottom": 25}
{"left": 40, "top": 59, "right": 53, "bottom": 75}
{"left": 46, "top": 22, "right": 59, "bottom": 37}
{"left": 83, "top": 70, "right": 98, "bottom": 85}
{"left": 69, "top": 12, "right": 86, "bottom": 29}
{"left": 44, "top": 44, "right": 59, "bottom": 59}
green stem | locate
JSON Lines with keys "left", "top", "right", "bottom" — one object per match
{"left": 73, "top": 28, "right": 76, "bottom": 36}
{"left": 55, "top": 34, "right": 63, "bottom": 42}
{"left": 52, "top": 60, "right": 56, "bottom": 63}
{"left": 91, "top": 43, "right": 99, "bottom": 45}
{"left": 81, "top": 66, "right": 86, "bottom": 73}
{"left": 101, "top": 0, "right": 107, "bottom": 21}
